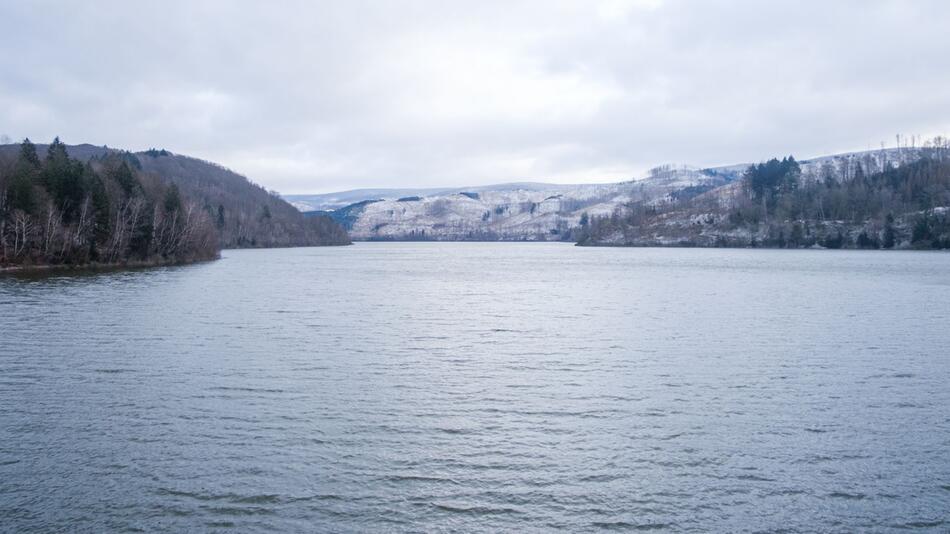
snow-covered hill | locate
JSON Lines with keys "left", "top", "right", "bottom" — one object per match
{"left": 287, "top": 147, "right": 929, "bottom": 241}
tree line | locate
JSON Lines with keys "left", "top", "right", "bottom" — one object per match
{"left": 0, "top": 138, "right": 218, "bottom": 267}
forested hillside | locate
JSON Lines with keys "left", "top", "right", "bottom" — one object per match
{"left": 1, "top": 138, "right": 350, "bottom": 268}
{"left": 0, "top": 138, "right": 218, "bottom": 267}
{"left": 578, "top": 140, "right": 950, "bottom": 249}
{"left": 134, "top": 150, "right": 350, "bottom": 248}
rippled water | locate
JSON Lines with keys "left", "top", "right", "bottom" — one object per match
{"left": 2, "top": 243, "right": 949, "bottom": 532}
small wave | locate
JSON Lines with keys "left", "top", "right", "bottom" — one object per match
{"left": 156, "top": 488, "right": 283, "bottom": 506}
{"left": 764, "top": 488, "right": 807, "bottom": 496}
{"left": 892, "top": 520, "right": 945, "bottom": 529}
{"left": 205, "top": 506, "right": 276, "bottom": 516}
{"left": 384, "top": 474, "right": 460, "bottom": 485}
{"left": 207, "top": 386, "right": 286, "bottom": 393}
{"left": 431, "top": 503, "right": 523, "bottom": 516}
{"left": 579, "top": 473, "right": 624, "bottom": 483}
{"left": 231, "top": 494, "right": 281, "bottom": 505}
{"left": 591, "top": 521, "right": 672, "bottom": 531}
{"left": 828, "top": 491, "right": 866, "bottom": 500}
{"left": 437, "top": 427, "right": 474, "bottom": 434}
{"left": 736, "top": 474, "right": 776, "bottom": 482}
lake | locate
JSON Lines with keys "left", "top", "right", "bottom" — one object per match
{"left": 1, "top": 243, "right": 949, "bottom": 532}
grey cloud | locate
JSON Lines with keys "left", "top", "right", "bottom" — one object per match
{"left": 1, "top": 0, "right": 948, "bottom": 193}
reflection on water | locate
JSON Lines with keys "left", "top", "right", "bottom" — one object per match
{"left": 1, "top": 243, "right": 949, "bottom": 532}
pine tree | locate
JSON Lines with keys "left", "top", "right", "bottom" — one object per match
{"left": 89, "top": 174, "right": 111, "bottom": 242}
{"left": 19, "top": 138, "right": 40, "bottom": 169}
{"left": 163, "top": 184, "right": 182, "bottom": 213}
{"left": 111, "top": 161, "right": 138, "bottom": 197}
{"left": 8, "top": 139, "right": 40, "bottom": 213}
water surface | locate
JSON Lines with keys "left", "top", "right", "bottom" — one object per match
{"left": 1, "top": 243, "right": 949, "bottom": 532}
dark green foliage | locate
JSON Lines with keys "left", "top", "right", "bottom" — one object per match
{"left": 19, "top": 138, "right": 40, "bottom": 168}
{"left": 671, "top": 184, "right": 717, "bottom": 202}
{"left": 8, "top": 140, "right": 40, "bottom": 213}
{"left": 42, "top": 137, "right": 87, "bottom": 219}
{"left": 163, "top": 183, "right": 182, "bottom": 213}
{"left": 909, "top": 213, "right": 950, "bottom": 248}
{"left": 8, "top": 170, "right": 36, "bottom": 213}
{"left": 789, "top": 223, "right": 804, "bottom": 247}
{"left": 110, "top": 161, "right": 138, "bottom": 197}
{"left": 883, "top": 213, "right": 896, "bottom": 249}
{"left": 89, "top": 174, "right": 111, "bottom": 242}
{"left": 2, "top": 140, "right": 351, "bottom": 256}
{"left": 118, "top": 151, "right": 142, "bottom": 170}
{"left": 129, "top": 217, "right": 154, "bottom": 258}
{"left": 1, "top": 137, "right": 219, "bottom": 266}
{"left": 821, "top": 231, "right": 845, "bottom": 249}
{"left": 744, "top": 156, "right": 800, "bottom": 203}
{"left": 856, "top": 231, "right": 879, "bottom": 249}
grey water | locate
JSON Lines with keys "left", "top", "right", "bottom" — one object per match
{"left": 1, "top": 243, "right": 949, "bottom": 533}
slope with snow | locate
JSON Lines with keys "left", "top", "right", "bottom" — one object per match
{"left": 288, "top": 147, "right": 928, "bottom": 241}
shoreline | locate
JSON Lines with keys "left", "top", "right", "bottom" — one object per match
{"left": 1, "top": 241, "right": 353, "bottom": 274}
{"left": 0, "top": 255, "right": 221, "bottom": 275}
{"left": 575, "top": 241, "right": 949, "bottom": 251}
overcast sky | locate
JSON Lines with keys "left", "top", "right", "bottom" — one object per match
{"left": 2, "top": 0, "right": 948, "bottom": 193}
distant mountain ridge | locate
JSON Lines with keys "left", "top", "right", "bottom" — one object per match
{"left": 285, "top": 182, "right": 590, "bottom": 212}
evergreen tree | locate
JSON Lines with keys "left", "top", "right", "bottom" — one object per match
{"left": 163, "top": 184, "right": 182, "bottom": 213}
{"left": 111, "top": 161, "right": 138, "bottom": 197}
{"left": 18, "top": 138, "right": 40, "bottom": 169}
{"left": 89, "top": 174, "right": 111, "bottom": 242}
{"left": 43, "top": 136, "right": 70, "bottom": 191}
{"left": 8, "top": 139, "right": 41, "bottom": 213}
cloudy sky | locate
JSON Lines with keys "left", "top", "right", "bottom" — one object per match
{"left": 2, "top": 0, "right": 948, "bottom": 193}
